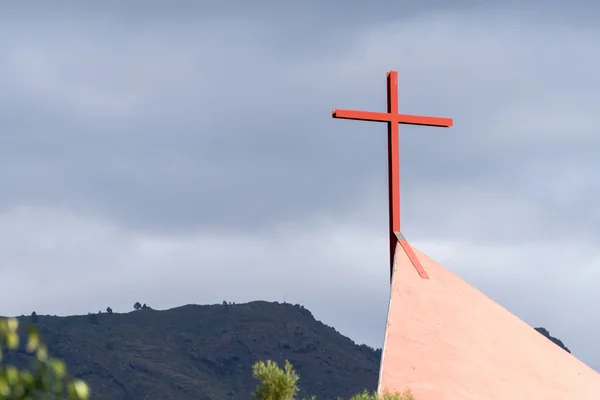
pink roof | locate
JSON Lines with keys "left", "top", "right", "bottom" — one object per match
{"left": 378, "top": 243, "right": 600, "bottom": 399}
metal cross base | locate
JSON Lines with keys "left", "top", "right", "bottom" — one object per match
{"left": 394, "top": 231, "right": 429, "bottom": 279}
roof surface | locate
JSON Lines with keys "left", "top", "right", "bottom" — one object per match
{"left": 378, "top": 241, "right": 600, "bottom": 399}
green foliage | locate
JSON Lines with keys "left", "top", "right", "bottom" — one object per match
{"left": 347, "top": 389, "right": 415, "bottom": 400}
{"left": 252, "top": 360, "right": 300, "bottom": 400}
{"left": 251, "top": 360, "right": 414, "bottom": 400}
{"left": 0, "top": 318, "right": 90, "bottom": 400}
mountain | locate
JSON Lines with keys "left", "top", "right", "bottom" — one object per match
{"left": 2, "top": 302, "right": 570, "bottom": 400}
{"left": 534, "top": 327, "right": 571, "bottom": 353}
{"left": 4, "top": 302, "right": 381, "bottom": 400}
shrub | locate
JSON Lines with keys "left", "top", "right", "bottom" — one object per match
{"left": 251, "top": 360, "right": 414, "bottom": 400}
{"left": 0, "top": 318, "right": 90, "bottom": 399}
{"left": 252, "top": 360, "right": 300, "bottom": 400}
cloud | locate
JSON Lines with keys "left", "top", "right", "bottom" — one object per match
{"left": 0, "top": 2, "right": 599, "bottom": 372}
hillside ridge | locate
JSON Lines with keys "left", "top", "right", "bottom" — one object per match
{"left": 4, "top": 301, "right": 381, "bottom": 400}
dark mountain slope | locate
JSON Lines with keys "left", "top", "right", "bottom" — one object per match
{"left": 534, "top": 327, "right": 571, "bottom": 353}
{"left": 4, "top": 302, "right": 381, "bottom": 400}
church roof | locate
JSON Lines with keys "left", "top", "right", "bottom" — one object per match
{"left": 378, "top": 241, "right": 600, "bottom": 399}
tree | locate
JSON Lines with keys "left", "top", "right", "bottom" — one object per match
{"left": 252, "top": 360, "right": 299, "bottom": 400}
{"left": 133, "top": 302, "right": 141, "bottom": 311}
{"left": 30, "top": 311, "right": 38, "bottom": 323}
{"left": 222, "top": 301, "right": 230, "bottom": 313}
{"left": 251, "top": 360, "right": 414, "bottom": 400}
{"left": 106, "top": 307, "right": 113, "bottom": 314}
{"left": 0, "top": 318, "right": 90, "bottom": 399}
{"left": 142, "top": 303, "right": 148, "bottom": 309}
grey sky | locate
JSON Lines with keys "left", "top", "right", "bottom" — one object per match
{"left": 1, "top": 1, "right": 599, "bottom": 371}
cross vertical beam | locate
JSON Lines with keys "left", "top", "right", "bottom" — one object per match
{"left": 386, "top": 72, "right": 400, "bottom": 280}
{"left": 332, "top": 71, "right": 452, "bottom": 282}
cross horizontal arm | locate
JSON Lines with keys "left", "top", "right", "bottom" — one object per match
{"left": 332, "top": 109, "right": 394, "bottom": 123}
{"left": 395, "top": 114, "right": 453, "bottom": 127}
{"left": 332, "top": 109, "right": 453, "bottom": 127}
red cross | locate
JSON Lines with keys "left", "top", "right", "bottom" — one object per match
{"left": 332, "top": 71, "right": 452, "bottom": 281}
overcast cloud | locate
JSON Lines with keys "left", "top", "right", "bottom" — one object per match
{"left": 1, "top": 1, "right": 599, "bottom": 371}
